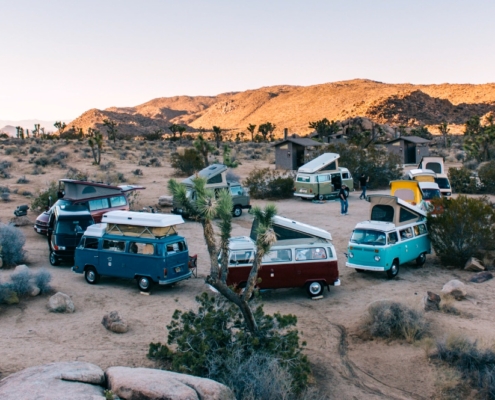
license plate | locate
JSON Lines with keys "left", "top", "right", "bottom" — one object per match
{"left": 300, "top": 189, "right": 307, "bottom": 193}
{"left": 175, "top": 266, "right": 181, "bottom": 273}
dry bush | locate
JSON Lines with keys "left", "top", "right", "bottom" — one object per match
{"left": 0, "top": 224, "right": 26, "bottom": 268}
{"left": 363, "top": 300, "right": 429, "bottom": 343}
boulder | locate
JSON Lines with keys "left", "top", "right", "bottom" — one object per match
{"left": 106, "top": 366, "right": 235, "bottom": 400}
{"left": 469, "top": 271, "right": 493, "bottom": 284}
{"left": 14, "top": 264, "right": 29, "bottom": 273}
{"left": 423, "top": 291, "right": 441, "bottom": 311}
{"left": 464, "top": 257, "right": 485, "bottom": 272}
{"left": 158, "top": 195, "right": 174, "bottom": 207}
{"left": 47, "top": 292, "right": 75, "bottom": 313}
{"left": 30, "top": 286, "right": 41, "bottom": 297}
{"left": 0, "top": 362, "right": 105, "bottom": 399}
{"left": 102, "top": 311, "right": 128, "bottom": 333}
{"left": 441, "top": 280, "right": 467, "bottom": 300}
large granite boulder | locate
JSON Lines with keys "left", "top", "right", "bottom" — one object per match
{"left": 102, "top": 311, "right": 128, "bottom": 333}
{"left": 441, "top": 280, "right": 467, "bottom": 300}
{"left": 47, "top": 292, "right": 75, "bottom": 313}
{"left": 464, "top": 257, "right": 485, "bottom": 272}
{"left": 0, "top": 361, "right": 105, "bottom": 400}
{"left": 106, "top": 366, "right": 235, "bottom": 400}
{"left": 158, "top": 195, "right": 174, "bottom": 207}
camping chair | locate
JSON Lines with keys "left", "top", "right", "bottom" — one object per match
{"left": 188, "top": 254, "right": 198, "bottom": 278}
{"left": 14, "top": 205, "right": 29, "bottom": 217}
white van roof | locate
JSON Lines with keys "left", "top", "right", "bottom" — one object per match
{"left": 408, "top": 169, "right": 437, "bottom": 179}
{"left": 273, "top": 215, "right": 332, "bottom": 241}
{"left": 298, "top": 153, "right": 339, "bottom": 174}
{"left": 84, "top": 223, "right": 107, "bottom": 238}
{"left": 102, "top": 211, "right": 184, "bottom": 227}
{"left": 354, "top": 220, "right": 397, "bottom": 232}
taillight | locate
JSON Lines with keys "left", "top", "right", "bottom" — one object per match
{"left": 163, "top": 268, "right": 168, "bottom": 277}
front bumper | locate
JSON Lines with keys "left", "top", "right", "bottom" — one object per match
{"left": 158, "top": 271, "right": 192, "bottom": 285}
{"left": 346, "top": 262, "right": 385, "bottom": 272}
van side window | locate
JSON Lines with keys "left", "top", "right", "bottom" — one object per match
{"left": 129, "top": 242, "right": 154, "bottom": 255}
{"left": 296, "top": 176, "right": 311, "bottom": 183}
{"left": 109, "top": 196, "right": 127, "bottom": 207}
{"left": 296, "top": 247, "right": 327, "bottom": 261}
{"left": 342, "top": 173, "right": 349, "bottom": 179}
{"left": 413, "top": 225, "right": 420, "bottom": 236}
{"left": 317, "top": 175, "right": 329, "bottom": 183}
{"left": 418, "top": 224, "right": 427, "bottom": 235}
{"left": 83, "top": 237, "right": 99, "bottom": 249}
{"left": 207, "top": 174, "right": 222, "bottom": 184}
{"left": 89, "top": 198, "right": 109, "bottom": 211}
{"left": 229, "top": 186, "right": 243, "bottom": 196}
{"left": 399, "top": 208, "right": 417, "bottom": 222}
{"left": 388, "top": 232, "right": 398, "bottom": 244}
{"left": 262, "top": 249, "right": 292, "bottom": 263}
{"left": 399, "top": 227, "right": 413, "bottom": 240}
{"left": 103, "top": 239, "right": 126, "bottom": 252}
{"left": 229, "top": 250, "right": 254, "bottom": 265}
{"left": 371, "top": 205, "right": 394, "bottom": 222}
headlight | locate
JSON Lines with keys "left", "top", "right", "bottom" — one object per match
{"left": 446, "top": 192, "right": 451, "bottom": 196}
{"left": 349, "top": 253, "right": 354, "bottom": 258}
{"left": 374, "top": 256, "right": 380, "bottom": 261}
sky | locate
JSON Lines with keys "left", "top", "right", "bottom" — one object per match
{"left": 1, "top": 0, "right": 494, "bottom": 121}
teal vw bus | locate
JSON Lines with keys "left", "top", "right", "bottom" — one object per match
{"left": 345, "top": 195, "right": 431, "bottom": 278}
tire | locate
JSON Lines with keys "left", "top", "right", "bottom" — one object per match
{"left": 355, "top": 268, "right": 364, "bottom": 273}
{"left": 137, "top": 276, "right": 153, "bottom": 292}
{"left": 318, "top": 194, "right": 324, "bottom": 201}
{"left": 306, "top": 281, "right": 324, "bottom": 297}
{"left": 85, "top": 267, "right": 100, "bottom": 284}
{"left": 233, "top": 205, "right": 242, "bottom": 217}
{"left": 416, "top": 252, "right": 426, "bottom": 267}
{"left": 49, "top": 251, "right": 61, "bottom": 266}
{"left": 387, "top": 260, "right": 399, "bottom": 279}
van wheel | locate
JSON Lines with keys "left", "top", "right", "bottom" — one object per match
{"left": 355, "top": 268, "right": 364, "bottom": 273}
{"left": 137, "top": 276, "right": 153, "bottom": 292}
{"left": 306, "top": 281, "right": 324, "bottom": 297}
{"left": 233, "top": 206, "right": 242, "bottom": 217}
{"left": 387, "top": 261, "right": 399, "bottom": 279}
{"left": 416, "top": 252, "right": 426, "bottom": 267}
{"left": 49, "top": 251, "right": 60, "bottom": 266}
{"left": 85, "top": 267, "right": 100, "bottom": 284}
{"left": 317, "top": 194, "right": 324, "bottom": 201}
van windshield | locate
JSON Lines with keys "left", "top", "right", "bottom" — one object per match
{"left": 435, "top": 178, "right": 450, "bottom": 189}
{"left": 350, "top": 229, "right": 387, "bottom": 246}
{"left": 56, "top": 218, "right": 94, "bottom": 234}
{"left": 422, "top": 189, "right": 441, "bottom": 200}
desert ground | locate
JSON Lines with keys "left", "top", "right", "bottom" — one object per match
{"left": 1, "top": 139, "right": 495, "bottom": 399}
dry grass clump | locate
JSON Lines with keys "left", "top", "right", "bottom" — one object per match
{"left": 363, "top": 300, "right": 429, "bottom": 343}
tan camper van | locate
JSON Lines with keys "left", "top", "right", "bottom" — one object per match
{"left": 294, "top": 153, "right": 353, "bottom": 201}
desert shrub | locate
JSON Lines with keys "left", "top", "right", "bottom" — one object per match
{"left": 455, "top": 151, "right": 465, "bottom": 162}
{"left": 149, "top": 158, "right": 162, "bottom": 167}
{"left": 65, "top": 167, "right": 88, "bottom": 181}
{"left": 1, "top": 190, "right": 10, "bottom": 202}
{"left": 433, "top": 336, "right": 495, "bottom": 399}
{"left": 31, "top": 181, "right": 58, "bottom": 212}
{"left": 5, "top": 147, "right": 18, "bottom": 155}
{"left": 427, "top": 196, "right": 495, "bottom": 267}
{"left": 448, "top": 167, "right": 480, "bottom": 194}
{"left": 0, "top": 224, "right": 26, "bottom": 268}
{"left": 29, "top": 146, "right": 42, "bottom": 154}
{"left": 99, "top": 161, "right": 115, "bottom": 171}
{"left": 244, "top": 168, "right": 295, "bottom": 199}
{"left": 464, "top": 159, "right": 479, "bottom": 170}
{"left": 10, "top": 270, "right": 31, "bottom": 297}
{"left": 33, "top": 268, "right": 53, "bottom": 293}
{"left": 307, "top": 143, "right": 403, "bottom": 189}
{"left": 363, "top": 300, "right": 429, "bottom": 343}
{"left": 17, "top": 175, "right": 29, "bottom": 184}
{"left": 97, "top": 171, "right": 126, "bottom": 185}
{"left": 21, "top": 190, "right": 33, "bottom": 197}
{"left": 148, "top": 293, "right": 311, "bottom": 396}
{"left": 31, "top": 165, "right": 44, "bottom": 175}
{"left": 0, "top": 160, "right": 12, "bottom": 178}
{"left": 478, "top": 161, "right": 495, "bottom": 193}
{"left": 170, "top": 148, "right": 205, "bottom": 176}
{"left": 119, "top": 151, "right": 128, "bottom": 160}
{"left": 34, "top": 156, "right": 50, "bottom": 167}
{"left": 132, "top": 168, "right": 143, "bottom": 176}
{"left": 51, "top": 151, "right": 69, "bottom": 166}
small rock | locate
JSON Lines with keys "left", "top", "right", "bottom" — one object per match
{"left": 424, "top": 291, "right": 441, "bottom": 311}
{"left": 441, "top": 280, "right": 467, "bottom": 300}
{"left": 464, "top": 257, "right": 485, "bottom": 272}
{"left": 29, "top": 286, "right": 41, "bottom": 297}
{"left": 5, "top": 291, "right": 19, "bottom": 305}
{"left": 14, "top": 264, "right": 29, "bottom": 273}
{"left": 47, "top": 292, "right": 75, "bottom": 313}
{"left": 102, "top": 311, "right": 128, "bottom": 333}
{"left": 470, "top": 271, "right": 493, "bottom": 284}
{"left": 158, "top": 195, "right": 173, "bottom": 207}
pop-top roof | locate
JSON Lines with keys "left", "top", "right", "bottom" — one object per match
{"left": 367, "top": 194, "right": 426, "bottom": 227}
{"left": 408, "top": 169, "right": 437, "bottom": 179}
{"left": 181, "top": 164, "right": 227, "bottom": 186}
{"left": 298, "top": 153, "right": 340, "bottom": 174}
{"left": 84, "top": 223, "right": 107, "bottom": 238}
{"left": 250, "top": 215, "right": 332, "bottom": 242}
{"left": 354, "top": 220, "right": 397, "bottom": 232}
{"left": 102, "top": 211, "right": 184, "bottom": 227}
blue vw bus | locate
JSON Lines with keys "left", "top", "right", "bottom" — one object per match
{"left": 346, "top": 195, "right": 431, "bottom": 278}
{"left": 72, "top": 211, "right": 192, "bottom": 291}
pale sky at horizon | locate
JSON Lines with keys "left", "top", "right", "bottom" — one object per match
{"left": 1, "top": 0, "right": 494, "bottom": 121}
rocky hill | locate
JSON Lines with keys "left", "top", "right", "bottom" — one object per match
{"left": 66, "top": 79, "right": 495, "bottom": 137}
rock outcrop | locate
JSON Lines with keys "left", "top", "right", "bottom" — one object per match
{"left": 47, "top": 292, "right": 75, "bottom": 313}
{"left": 102, "top": 311, "right": 128, "bottom": 333}
{"left": 441, "top": 280, "right": 467, "bottom": 300}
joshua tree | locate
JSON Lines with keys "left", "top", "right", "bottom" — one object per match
{"left": 15, "top": 126, "right": 24, "bottom": 139}
{"left": 247, "top": 124, "right": 256, "bottom": 142}
{"left": 193, "top": 134, "right": 215, "bottom": 166}
{"left": 88, "top": 128, "right": 103, "bottom": 165}
{"left": 168, "top": 124, "right": 179, "bottom": 139}
{"left": 168, "top": 177, "right": 277, "bottom": 333}
{"left": 212, "top": 125, "right": 223, "bottom": 148}
{"left": 176, "top": 125, "right": 186, "bottom": 142}
{"left": 54, "top": 121, "right": 66, "bottom": 137}
{"left": 438, "top": 122, "right": 450, "bottom": 148}
{"left": 258, "top": 122, "right": 276, "bottom": 142}
{"left": 102, "top": 119, "right": 118, "bottom": 142}
{"left": 464, "top": 115, "right": 495, "bottom": 161}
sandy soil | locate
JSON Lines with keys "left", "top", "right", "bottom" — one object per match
{"left": 1, "top": 140, "right": 495, "bottom": 399}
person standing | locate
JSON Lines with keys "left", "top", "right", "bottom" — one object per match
{"left": 359, "top": 173, "right": 369, "bottom": 200}
{"left": 339, "top": 184, "right": 349, "bottom": 215}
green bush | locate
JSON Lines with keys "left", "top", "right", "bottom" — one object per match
{"left": 478, "top": 161, "right": 495, "bottom": 193}
{"left": 448, "top": 167, "right": 480, "bottom": 193}
{"left": 170, "top": 148, "right": 205, "bottom": 176}
{"left": 363, "top": 300, "right": 429, "bottom": 343}
{"left": 433, "top": 336, "right": 495, "bottom": 399}
{"left": 148, "top": 293, "right": 311, "bottom": 396}
{"left": 427, "top": 195, "right": 495, "bottom": 267}
{"left": 306, "top": 143, "right": 402, "bottom": 189}
{"left": 244, "top": 168, "right": 295, "bottom": 199}
{"left": 31, "top": 181, "right": 58, "bottom": 212}
{"left": 0, "top": 224, "right": 26, "bottom": 268}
